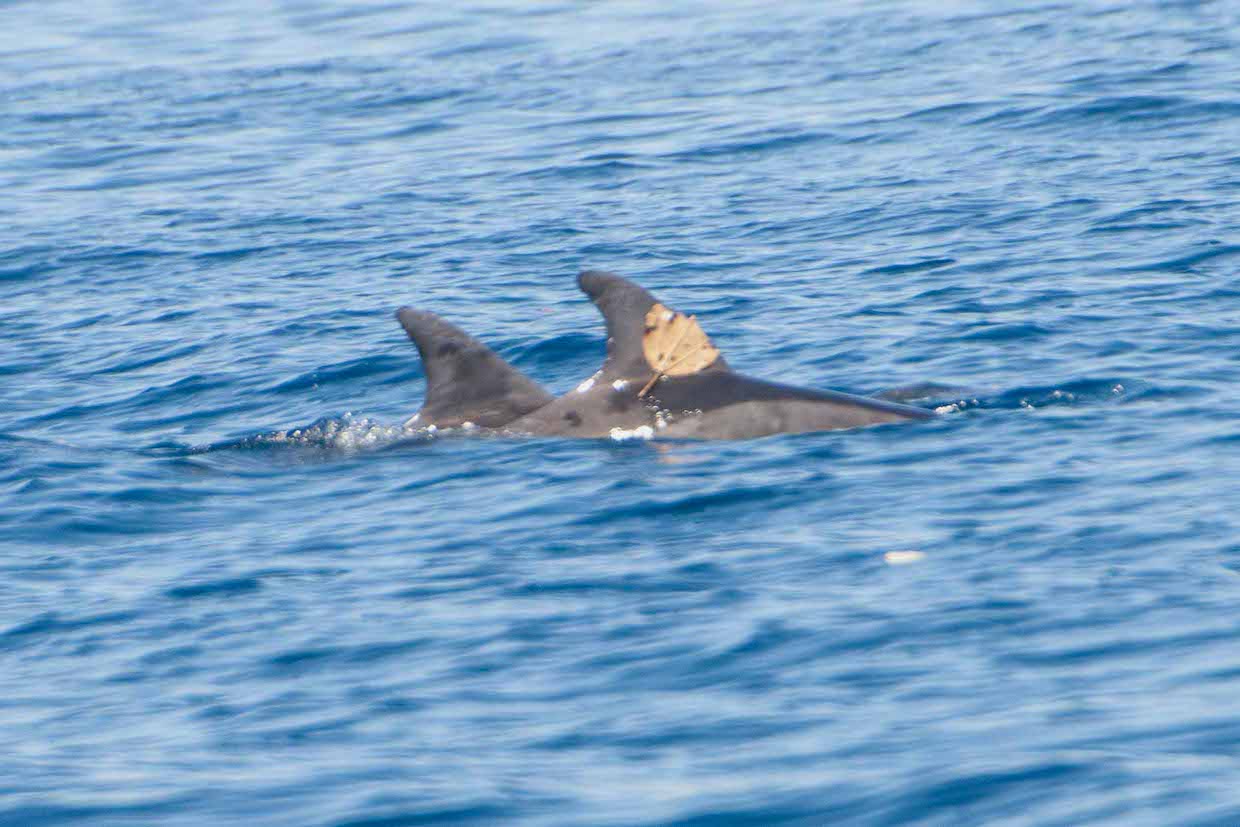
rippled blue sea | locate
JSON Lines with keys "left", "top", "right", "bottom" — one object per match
{"left": 3, "top": 1, "right": 1240, "bottom": 824}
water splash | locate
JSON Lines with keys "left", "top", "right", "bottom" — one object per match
{"left": 213, "top": 414, "right": 437, "bottom": 453}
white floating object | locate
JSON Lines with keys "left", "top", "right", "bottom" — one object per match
{"left": 884, "top": 550, "right": 925, "bottom": 565}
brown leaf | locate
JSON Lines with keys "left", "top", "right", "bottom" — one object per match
{"left": 639, "top": 303, "right": 719, "bottom": 396}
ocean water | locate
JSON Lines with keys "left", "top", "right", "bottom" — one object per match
{"left": 3, "top": 0, "right": 1240, "bottom": 824}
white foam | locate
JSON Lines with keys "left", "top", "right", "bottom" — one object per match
{"left": 609, "top": 425, "right": 654, "bottom": 441}
{"left": 934, "top": 398, "right": 979, "bottom": 414}
{"left": 576, "top": 373, "right": 599, "bottom": 394}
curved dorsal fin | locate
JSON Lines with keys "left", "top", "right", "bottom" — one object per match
{"left": 396, "top": 308, "right": 553, "bottom": 428}
{"left": 577, "top": 270, "right": 729, "bottom": 379}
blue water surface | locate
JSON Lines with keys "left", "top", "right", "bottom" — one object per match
{"left": 3, "top": 1, "right": 1240, "bottom": 824}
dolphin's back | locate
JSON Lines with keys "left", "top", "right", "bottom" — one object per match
{"left": 652, "top": 373, "right": 932, "bottom": 439}
{"left": 649, "top": 372, "right": 934, "bottom": 421}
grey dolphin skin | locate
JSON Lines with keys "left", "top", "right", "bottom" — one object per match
{"left": 395, "top": 271, "right": 933, "bottom": 440}
{"left": 396, "top": 308, "right": 553, "bottom": 428}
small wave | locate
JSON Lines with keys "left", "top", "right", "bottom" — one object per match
{"left": 661, "top": 130, "right": 838, "bottom": 161}
{"left": 1028, "top": 94, "right": 1240, "bottom": 133}
{"left": 1129, "top": 243, "right": 1240, "bottom": 273}
{"left": 953, "top": 322, "right": 1053, "bottom": 343}
{"left": 0, "top": 610, "right": 140, "bottom": 651}
{"left": 0, "top": 264, "right": 39, "bottom": 282}
{"left": 268, "top": 355, "right": 409, "bottom": 394}
{"left": 861, "top": 257, "right": 956, "bottom": 276}
{"left": 165, "top": 576, "right": 262, "bottom": 600}
{"left": 512, "top": 159, "right": 651, "bottom": 181}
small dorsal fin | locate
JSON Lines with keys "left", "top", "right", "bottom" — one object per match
{"left": 577, "top": 270, "right": 729, "bottom": 379}
{"left": 396, "top": 308, "right": 553, "bottom": 428}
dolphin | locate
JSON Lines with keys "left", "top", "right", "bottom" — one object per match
{"left": 395, "top": 271, "right": 933, "bottom": 440}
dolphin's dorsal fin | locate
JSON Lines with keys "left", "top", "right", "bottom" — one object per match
{"left": 577, "top": 270, "right": 729, "bottom": 379}
{"left": 396, "top": 308, "right": 553, "bottom": 428}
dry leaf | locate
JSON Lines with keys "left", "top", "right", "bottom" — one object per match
{"left": 639, "top": 303, "right": 719, "bottom": 396}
